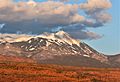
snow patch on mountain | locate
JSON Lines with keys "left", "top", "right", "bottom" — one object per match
{"left": 0, "top": 34, "right": 33, "bottom": 43}
{"left": 83, "top": 54, "right": 90, "bottom": 57}
{"left": 0, "top": 31, "right": 80, "bottom": 47}
{"left": 36, "top": 31, "right": 80, "bottom": 46}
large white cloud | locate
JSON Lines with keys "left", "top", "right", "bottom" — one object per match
{"left": 0, "top": 1, "right": 84, "bottom": 24}
{"left": 0, "top": 0, "right": 112, "bottom": 40}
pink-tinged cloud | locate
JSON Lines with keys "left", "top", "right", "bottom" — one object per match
{"left": 0, "top": 0, "right": 112, "bottom": 40}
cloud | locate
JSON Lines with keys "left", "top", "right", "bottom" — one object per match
{"left": 67, "top": 30, "right": 102, "bottom": 40}
{"left": 0, "top": 0, "right": 112, "bottom": 40}
{"left": 80, "top": 0, "right": 112, "bottom": 27}
{"left": 80, "top": 0, "right": 112, "bottom": 12}
{"left": 0, "top": 1, "right": 84, "bottom": 25}
{"left": 48, "top": 0, "right": 70, "bottom": 2}
{"left": 62, "top": 23, "right": 102, "bottom": 40}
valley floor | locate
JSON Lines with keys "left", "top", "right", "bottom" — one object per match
{"left": 0, "top": 61, "right": 120, "bottom": 82}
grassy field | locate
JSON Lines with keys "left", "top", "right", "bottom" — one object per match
{"left": 0, "top": 60, "right": 120, "bottom": 82}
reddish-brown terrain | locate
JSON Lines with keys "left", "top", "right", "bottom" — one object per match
{"left": 0, "top": 55, "right": 120, "bottom": 82}
{"left": 0, "top": 55, "right": 35, "bottom": 63}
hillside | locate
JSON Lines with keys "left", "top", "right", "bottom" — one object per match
{"left": 1, "top": 31, "right": 119, "bottom": 68}
{"left": 0, "top": 59, "right": 120, "bottom": 82}
{"left": 0, "top": 55, "right": 35, "bottom": 63}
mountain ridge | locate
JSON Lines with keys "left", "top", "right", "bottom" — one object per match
{"left": 0, "top": 31, "right": 119, "bottom": 67}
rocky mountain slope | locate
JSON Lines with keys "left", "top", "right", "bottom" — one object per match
{"left": 0, "top": 31, "right": 119, "bottom": 67}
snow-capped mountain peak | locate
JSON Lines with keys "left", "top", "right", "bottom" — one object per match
{"left": 0, "top": 31, "right": 80, "bottom": 46}
{"left": 36, "top": 31, "right": 80, "bottom": 46}
{"left": 55, "top": 30, "right": 69, "bottom": 36}
{"left": 0, "top": 31, "right": 109, "bottom": 63}
{"left": 55, "top": 31, "right": 80, "bottom": 46}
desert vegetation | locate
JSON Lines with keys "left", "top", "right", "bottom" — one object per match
{"left": 0, "top": 59, "right": 120, "bottom": 82}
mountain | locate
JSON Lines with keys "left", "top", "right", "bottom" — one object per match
{"left": 108, "top": 54, "right": 120, "bottom": 67}
{"left": 0, "top": 31, "right": 119, "bottom": 67}
{"left": 0, "top": 33, "right": 32, "bottom": 43}
{"left": 0, "top": 55, "right": 35, "bottom": 63}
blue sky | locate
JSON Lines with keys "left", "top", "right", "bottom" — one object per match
{"left": 84, "top": 0, "right": 120, "bottom": 55}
